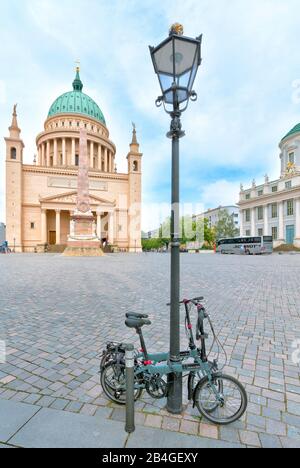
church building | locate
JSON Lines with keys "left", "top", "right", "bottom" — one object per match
{"left": 239, "top": 123, "right": 300, "bottom": 248}
{"left": 4, "top": 68, "right": 142, "bottom": 253}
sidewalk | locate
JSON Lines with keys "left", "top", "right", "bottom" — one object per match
{"left": 0, "top": 399, "right": 244, "bottom": 449}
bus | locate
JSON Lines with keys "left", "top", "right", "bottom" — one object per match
{"left": 217, "top": 236, "right": 273, "bottom": 255}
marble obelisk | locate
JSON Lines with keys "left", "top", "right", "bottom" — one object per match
{"left": 63, "top": 129, "right": 104, "bottom": 256}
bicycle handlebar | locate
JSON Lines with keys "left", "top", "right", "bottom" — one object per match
{"left": 166, "top": 296, "right": 204, "bottom": 307}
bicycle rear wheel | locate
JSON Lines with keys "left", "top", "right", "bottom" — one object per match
{"left": 100, "top": 361, "right": 143, "bottom": 405}
{"left": 194, "top": 373, "right": 247, "bottom": 425}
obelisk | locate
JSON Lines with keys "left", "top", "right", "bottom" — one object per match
{"left": 63, "top": 129, "right": 104, "bottom": 256}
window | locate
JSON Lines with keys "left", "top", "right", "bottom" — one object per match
{"left": 245, "top": 209, "right": 251, "bottom": 223}
{"left": 289, "top": 152, "right": 295, "bottom": 164}
{"left": 285, "top": 181, "right": 292, "bottom": 189}
{"left": 271, "top": 203, "right": 278, "bottom": 219}
{"left": 246, "top": 230, "right": 251, "bottom": 236}
{"left": 258, "top": 228, "right": 263, "bottom": 236}
{"left": 272, "top": 186, "right": 278, "bottom": 193}
{"left": 30, "top": 222, "right": 35, "bottom": 230}
{"left": 245, "top": 193, "right": 251, "bottom": 200}
{"left": 258, "top": 190, "right": 264, "bottom": 196}
{"left": 287, "top": 200, "right": 294, "bottom": 216}
{"left": 133, "top": 161, "right": 138, "bottom": 172}
{"left": 11, "top": 147, "right": 17, "bottom": 160}
{"left": 257, "top": 206, "right": 263, "bottom": 220}
{"left": 272, "top": 226, "right": 278, "bottom": 241}
{"left": 75, "top": 155, "right": 79, "bottom": 166}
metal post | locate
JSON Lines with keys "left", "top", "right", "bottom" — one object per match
{"left": 166, "top": 109, "right": 184, "bottom": 414}
{"left": 125, "top": 344, "right": 135, "bottom": 434}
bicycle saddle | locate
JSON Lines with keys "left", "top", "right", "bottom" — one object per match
{"left": 125, "top": 318, "right": 152, "bottom": 329}
{"left": 126, "top": 312, "right": 149, "bottom": 319}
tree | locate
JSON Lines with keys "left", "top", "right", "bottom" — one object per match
{"left": 215, "top": 210, "right": 239, "bottom": 240}
{"left": 204, "top": 218, "right": 216, "bottom": 245}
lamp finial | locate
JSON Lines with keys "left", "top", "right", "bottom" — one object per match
{"left": 169, "top": 23, "right": 184, "bottom": 36}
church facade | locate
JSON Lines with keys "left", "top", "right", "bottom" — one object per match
{"left": 238, "top": 123, "right": 300, "bottom": 248}
{"left": 4, "top": 69, "right": 142, "bottom": 253}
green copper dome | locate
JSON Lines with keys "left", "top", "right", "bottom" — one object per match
{"left": 48, "top": 70, "right": 106, "bottom": 125}
{"left": 282, "top": 123, "right": 300, "bottom": 142}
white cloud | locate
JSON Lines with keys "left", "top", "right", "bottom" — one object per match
{"left": 200, "top": 180, "right": 241, "bottom": 211}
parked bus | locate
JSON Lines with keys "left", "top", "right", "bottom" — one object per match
{"left": 217, "top": 236, "right": 273, "bottom": 255}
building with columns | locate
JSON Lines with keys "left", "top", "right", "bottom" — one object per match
{"left": 4, "top": 69, "right": 142, "bottom": 252}
{"left": 238, "top": 123, "right": 300, "bottom": 248}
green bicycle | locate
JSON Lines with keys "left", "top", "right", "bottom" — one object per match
{"left": 100, "top": 297, "right": 247, "bottom": 425}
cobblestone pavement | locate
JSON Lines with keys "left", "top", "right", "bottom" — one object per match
{"left": 0, "top": 253, "right": 300, "bottom": 448}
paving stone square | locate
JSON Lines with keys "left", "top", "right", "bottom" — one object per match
{"left": 0, "top": 253, "right": 300, "bottom": 448}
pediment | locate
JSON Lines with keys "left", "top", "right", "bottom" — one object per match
{"left": 40, "top": 191, "right": 115, "bottom": 206}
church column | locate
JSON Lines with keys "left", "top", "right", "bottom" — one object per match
{"left": 108, "top": 212, "right": 114, "bottom": 244}
{"left": 62, "top": 138, "right": 66, "bottom": 166}
{"left": 104, "top": 148, "right": 108, "bottom": 172}
{"left": 90, "top": 141, "right": 94, "bottom": 168}
{"left": 55, "top": 210, "right": 61, "bottom": 245}
{"left": 54, "top": 139, "right": 58, "bottom": 166}
{"left": 264, "top": 205, "right": 269, "bottom": 236}
{"left": 46, "top": 141, "right": 50, "bottom": 167}
{"left": 38, "top": 145, "right": 42, "bottom": 166}
{"left": 278, "top": 201, "right": 285, "bottom": 241}
{"left": 295, "top": 198, "right": 300, "bottom": 242}
{"left": 251, "top": 208, "right": 256, "bottom": 237}
{"left": 98, "top": 144, "right": 102, "bottom": 170}
{"left": 97, "top": 212, "right": 102, "bottom": 239}
{"left": 42, "top": 143, "right": 45, "bottom": 166}
{"left": 240, "top": 210, "right": 244, "bottom": 237}
{"left": 41, "top": 209, "right": 47, "bottom": 244}
{"left": 71, "top": 138, "right": 76, "bottom": 166}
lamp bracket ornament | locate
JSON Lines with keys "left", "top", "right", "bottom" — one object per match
{"left": 190, "top": 91, "right": 198, "bottom": 102}
{"left": 167, "top": 112, "right": 185, "bottom": 139}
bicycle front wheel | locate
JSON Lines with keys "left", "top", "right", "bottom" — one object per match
{"left": 194, "top": 373, "right": 247, "bottom": 425}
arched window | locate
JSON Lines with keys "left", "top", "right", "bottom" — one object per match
{"left": 133, "top": 161, "right": 138, "bottom": 172}
{"left": 11, "top": 147, "right": 17, "bottom": 160}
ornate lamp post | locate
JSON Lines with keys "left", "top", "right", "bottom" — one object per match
{"left": 149, "top": 24, "right": 202, "bottom": 414}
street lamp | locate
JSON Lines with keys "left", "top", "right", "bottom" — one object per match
{"left": 149, "top": 24, "right": 202, "bottom": 414}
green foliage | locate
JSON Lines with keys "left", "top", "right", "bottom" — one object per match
{"left": 215, "top": 210, "right": 239, "bottom": 240}
{"left": 142, "top": 239, "right": 168, "bottom": 251}
{"left": 204, "top": 218, "right": 216, "bottom": 245}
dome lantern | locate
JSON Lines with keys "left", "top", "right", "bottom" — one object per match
{"left": 72, "top": 67, "right": 83, "bottom": 92}
{"left": 47, "top": 70, "right": 106, "bottom": 126}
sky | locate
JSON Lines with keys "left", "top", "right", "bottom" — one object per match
{"left": 0, "top": 0, "right": 300, "bottom": 231}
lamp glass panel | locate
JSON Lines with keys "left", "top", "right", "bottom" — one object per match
{"left": 188, "top": 57, "right": 198, "bottom": 92}
{"left": 164, "top": 89, "right": 175, "bottom": 104}
{"left": 177, "top": 70, "right": 190, "bottom": 88}
{"left": 153, "top": 39, "right": 174, "bottom": 75}
{"left": 177, "top": 89, "right": 189, "bottom": 103}
{"left": 158, "top": 73, "right": 174, "bottom": 93}
{"left": 173, "top": 38, "right": 197, "bottom": 76}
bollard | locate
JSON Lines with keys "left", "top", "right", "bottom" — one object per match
{"left": 125, "top": 344, "right": 135, "bottom": 434}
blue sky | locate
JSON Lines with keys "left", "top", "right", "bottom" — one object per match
{"left": 1, "top": 0, "right": 300, "bottom": 231}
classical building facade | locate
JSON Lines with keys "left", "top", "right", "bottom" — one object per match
{"left": 238, "top": 123, "right": 300, "bottom": 247}
{"left": 4, "top": 69, "right": 142, "bottom": 252}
